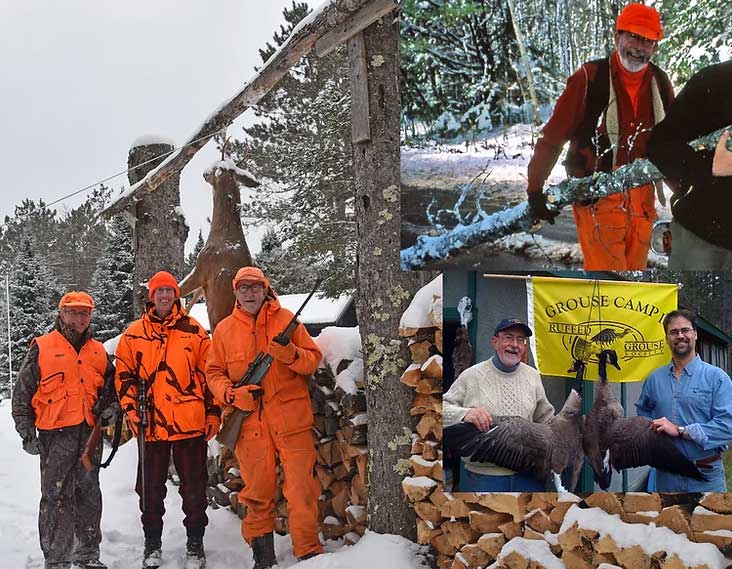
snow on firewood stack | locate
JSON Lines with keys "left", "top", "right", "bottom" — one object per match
{"left": 307, "top": 326, "right": 367, "bottom": 544}
{"left": 418, "top": 490, "right": 732, "bottom": 569}
{"left": 396, "top": 275, "right": 447, "bottom": 558}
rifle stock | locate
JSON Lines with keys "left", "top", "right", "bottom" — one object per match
{"left": 216, "top": 277, "right": 322, "bottom": 450}
{"left": 80, "top": 420, "right": 103, "bottom": 472}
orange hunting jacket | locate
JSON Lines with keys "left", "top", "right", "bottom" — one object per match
{"left": 206, "top": 296, "right": 322, "bottom": 438}
{"left": 115, "top": 302, "right": 219, "bottom": 441}
{"left": 32, "top": 330, "right": 108, "bottom": 430}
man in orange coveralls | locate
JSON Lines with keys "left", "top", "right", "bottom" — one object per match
{"left": 526, "top": 3, "right": 675, "bottom": 270}
{"left": 115, "top": 271, "right": 220, "bottom": 569}
{"left": 206, "top": 266, "right": 323, "bottom": 569}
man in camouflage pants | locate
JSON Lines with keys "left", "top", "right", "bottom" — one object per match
{"left": 12, "top": 291, "right": 117, "bottom": 569}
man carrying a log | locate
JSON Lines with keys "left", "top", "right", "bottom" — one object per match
{"left": 206, "top": 266, "right": 323, "bottom": 568}
{"left": 526, "top": 3, "right": 675, "bottom": 270}
{"left": 636, "top": 309, "right": 732, "bottom": 492}
{"left": 12, "top": 291, "right": 117, "bottom": 569}
{"left": 443, "top": 318, "right": 554, "bottom": 491}
{"left": 115, "top": 271, "right": 220, "bottom": 569}
{"left": 647, "top": 61, "right": 732, "bottom": 269}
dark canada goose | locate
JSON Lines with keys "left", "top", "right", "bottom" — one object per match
{"left": 582, "top": 349, "right": 707, "bottom": 490}
{"left": 451, "top": 362, "right": 586, "bottom": 492}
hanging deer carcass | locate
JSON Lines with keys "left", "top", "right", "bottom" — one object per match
{"left": 179, "top": 160, "right": 257, "bottom": 332}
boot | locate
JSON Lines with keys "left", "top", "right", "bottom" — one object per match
{"left": 184, "top": 535, "right": 206, "bottom": 569}
{"left": 142, "top": 537, "right": 162, "bottom": 569}
{"left": 251, "top": 532, "right": 276, "bottom": 569}
{"left": 73, "top": 561, "right": 108, "bottom": 569}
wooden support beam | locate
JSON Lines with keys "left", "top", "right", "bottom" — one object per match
{"left": 104, "top": 0, "right": 373, "bottom": 217}
{"left": 316, "top": 0, "right": 397, "bottom": 57}
{"left": 348, "top": 32, "right": 370, "bottom": 144}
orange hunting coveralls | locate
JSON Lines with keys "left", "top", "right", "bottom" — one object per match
{"left": 206, "top": 296, "right": 323, "bottom": 558}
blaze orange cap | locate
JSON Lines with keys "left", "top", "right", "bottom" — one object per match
{"left": 232, "top": 266, "right": 270, "bottom": 290}
{"left": 616, "top": 3, "right": 663, "bottom": 41}
{"left": 148, "top": 271, "right": 180, "bottom": 301}
{"left": 58, "top": 291, "right": 95, "bottom": 310}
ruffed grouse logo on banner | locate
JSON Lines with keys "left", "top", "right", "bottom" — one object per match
{"left": 529, "top": 277, "right": 676, "bottom": 381}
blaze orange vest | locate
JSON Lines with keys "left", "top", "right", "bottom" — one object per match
{"left": 31, "top": 330, "right": 108, "bottom": 430}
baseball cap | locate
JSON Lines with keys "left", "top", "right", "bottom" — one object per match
{"left": 493, "top": 318, "right": 533, "bottom": 337}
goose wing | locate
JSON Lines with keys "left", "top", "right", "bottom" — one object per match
{"left": 461, "top": 416, "right": 552, "bottom": 481}
{"left": 608, "top": 416, "right": 708, "bottom": 481}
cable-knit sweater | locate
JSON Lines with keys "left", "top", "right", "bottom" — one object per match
{"left": 444, "top": 358, "right": 555, "bottom": 475}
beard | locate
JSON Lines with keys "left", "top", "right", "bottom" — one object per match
{"left": 618, "top": 49, "right": 651, "bottom": 72}
{"left": 671, "top": 340, "right": 693, "bottom": 357}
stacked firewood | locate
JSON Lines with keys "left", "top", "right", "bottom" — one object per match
{"left": 398, "top": 279, "right": 446, "bottom": 560}
{"left": 205, "top": 327, "right": 368, "bottom": 545}
{"left": 411, "top": 492, "right": 731, "bottom": 569}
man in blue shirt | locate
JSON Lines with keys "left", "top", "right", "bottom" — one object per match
{"left": 636, "top": 309, "right": 732, "bottom": 491}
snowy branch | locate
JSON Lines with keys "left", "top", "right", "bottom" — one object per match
{"left": 400, "top": 128, "right": 729, "bottom": 269}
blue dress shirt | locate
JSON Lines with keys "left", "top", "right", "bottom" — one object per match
{"left": 636, "top": 354, "right": 732, "bottom": 492}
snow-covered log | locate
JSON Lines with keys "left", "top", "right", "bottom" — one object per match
{"left": 400, "top": 127, "right": 731, "bottom": 270}
{"left": 105, "top": 0, "right": 384, "bottom": 217}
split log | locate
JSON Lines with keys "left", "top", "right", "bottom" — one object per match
{"left": 562, "top": 549, "right": 595, "bottom": 569}
{"left": 414, "top": 501, "right": 443, "bottom": 527}
{"left": 476, "top": 532, "right": 505, "bottom": 559}
{"left": 440, "top": 495, "right": 472, "bottom": 519}
{"left": 584, "top": 493, "right": 624, "bottom": 517}
{"left": 700, "top": 494, "right": 732, "bottom": 515}
{"left": 477, "top": 493, "right": 529, "bottom": 522}
{"left": 468, "top": 509, "right": 513, "bottom": 533}
{"left": 613, "top": 544, "right": 652, "bottom": 569}
{"left": 417, "top": 519, "right": 442, "bottom": 545}
{"left": 458, "top": 543, "right": 492, "bottom": 569}
{"left": 691, "top": 506, "right": 732, "bottom": 532}
{"left": 441, "top": 519, "right": 480, "bottom": 550}
{"left": 402, "top": 476, "right": 438, "bottom": 503}
{"left": 525, "top": 508, "right": 560, "bottom": 534}
{"left": 655, "top": 505, "right": 692, "bottom": 537}
{"left": 623, "top": 493, "right": 662, "bottom": 514}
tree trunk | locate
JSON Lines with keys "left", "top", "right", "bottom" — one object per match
{"left": 351, "top": 13, "right": 430, "bottom": 540}
{"left": 506, "top": 0, "right": 541, "bottom": 126}
{"left": 128, "top": 143, "right": 188, "bottom": 316}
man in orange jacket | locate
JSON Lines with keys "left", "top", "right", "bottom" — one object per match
{"left": 115, "top": 271, "right": 219, "bottom": 569}
{"left": 206, "top": 266, "right": 323, "bottom": 568}
{"left": 526, "top": 3, "right": 675, "bottom": 270}
{"left": 12, "top": 291, "right": 116, "bottom": 569}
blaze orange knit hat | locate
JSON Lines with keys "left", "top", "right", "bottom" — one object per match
{"left": 148, "top": 271, "right": 180, "bottom": 301}
{"left": 58, "top": 291, "right": 95, "bottom": 310}
{"left": 232, "top": 266, "right": 270, "bottom": 290}
{"left": 616, "top": 3, "right": 663, "bottom": 41}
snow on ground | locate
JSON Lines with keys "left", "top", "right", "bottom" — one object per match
{"left": 0, "top": 400, "right": 429, "bottom": 569}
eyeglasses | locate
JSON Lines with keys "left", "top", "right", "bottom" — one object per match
{"left": 62, "top": 308, "right": 92, "bottom": 318}
{"left": 623, "top": 31, "right": 657, "bottom": 48}
{"left": 237, "top": 283, "right": 264, "bottom": 293}
{"left": 499, "top": 334, "right": 528, "bottom": 345}
{"left": 667, "top": 327, "right": 693, "bottom": 337}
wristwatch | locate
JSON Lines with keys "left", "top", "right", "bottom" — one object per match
{"left": 677, "top": 425, "right": 686, "bottom": 437}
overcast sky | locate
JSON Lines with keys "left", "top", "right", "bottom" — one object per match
{"left": 0, "top": 0, "right": 318, "bottom": 255}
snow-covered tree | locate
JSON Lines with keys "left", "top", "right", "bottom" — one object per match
{"left": 230, "top": 1, "right": 355, "bottom": 297}
{"left": 89, "top": 216, "right": 134, "bottom": 342}
{"left": 254, "top": 227, "right": 318, "bottom": 295}
{"left": 0, "top": 237, "right": 58, "bottom": 396}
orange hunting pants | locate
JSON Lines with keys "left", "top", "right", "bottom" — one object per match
{"left": 573, "top": 183, "right": 656, "bottom": 270}
{"left": 235, "top": 417, "right": 322, "bottom": 558}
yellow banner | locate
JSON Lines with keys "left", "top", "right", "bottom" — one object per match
{"left": 529, "top": 277, "right": 677, "bottom": 382}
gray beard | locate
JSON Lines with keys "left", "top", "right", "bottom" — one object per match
{"left": 618, "top": 52, "right": 649, "bottom": 73}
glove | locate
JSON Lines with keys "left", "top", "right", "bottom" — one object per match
{"left": 205, "top": 415, "right": 221, "bottom": 441}
{"left": 267, "top": 338, "right": 298, "bottom": 364}
{"left": 100, "top": 402, "right": 120, "bottom": 427}
{"left": 228, "top": 385, "right": 263, "bottom": 412}
{"left": 528, "top": 192, "right": 559, "bottom": 224}
{"left": 22, "top": 433, "right": 40, "bottom": 456}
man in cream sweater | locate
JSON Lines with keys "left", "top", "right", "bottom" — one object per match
{"left": 443, "top": 318, "right": 555, "bottom": 491}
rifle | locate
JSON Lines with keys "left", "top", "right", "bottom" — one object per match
{"left": 134, "top": 352, "right": 147, "bottom": 512}
{"left": 80, "top": 363, "right": 123, "bottom": 472}
{"left": 217, "top": 277, "right": 322, "bottom": 450}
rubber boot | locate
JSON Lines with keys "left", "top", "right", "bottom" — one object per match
{"left": 251, "top": 532, "right": 276, "bottom": 569}
{"left": 184, "top": 535, "right": 206, "bottom": 569}
{"left": 142, "top": 537, "right": 162, "bottom": 569}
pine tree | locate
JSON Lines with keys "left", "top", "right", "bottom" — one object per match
{"left": 89, "top": 216, "right": 134, "bottom": 342}
{"left": 254, "top": 227, "right": 318, "bottom": 294}
{"left": 0, "top": 237, "right": 58, "bottom": 396}
{"left": 230, "top": 1, "right": 355, "bottom": 297}
{"left": 183, "top": 229, "right": 205, "bottom": 280}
